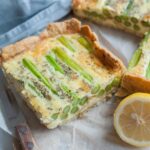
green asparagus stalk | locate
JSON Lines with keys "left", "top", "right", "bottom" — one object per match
{"left": 105, "top": 83, "right": 112, "bottom": 92}
{"left": 79, "top": 97, "right": 88, "bottom": 105}
{"left": 61, "top": 84, "right": 89, "bottom": 106}
{"left": 60, "top": 113, "right": 68, "bottom": 119}
{"left": 71, "top": 106, "right": 79, "bottom": 114}
{"left": 27, "top": 83, "right": 43, "bottom": 97}
{"left": 98, "top": 89, "right": 105, "bottom": 96}
{"left": 124, "top": 0, "right": 134, "bottom": 15}
{"left": 60, "top": 105, "right": 70, "bottom": 120}
{"left": 22, "top": 58, "right": 58, "bottom": 95}
{"left": 51, "top": 113, "right": 59, "bottom": 120}
{"left": 140, "top": 32, "right": 150, "bottom": 47}
{"left": 105, "top": 77, "right": 121, "bottom": 92}
{"left": 58, "top": 36, "right": 75, "bottom": 52}
{"left": 60, "top": 84, "right": 81, "bottom": 107}
{"left": 141, "top": 21, "right": 150, "bottom": 27}
{"left": 131, "top": 17, "right": 138, "bottom": 23}
{"left": 128, "top": 32, "right": 150, "bottom": 69}
{"left": 146, "top": 62, "right": 150, "bottom": 79}
{"left": 111, "top": 77, "right": 121, "bottom": 87}
{"left": 84, "top": 10, "right": 106, "bottom": 20}
{"left": 53, "top": 47, "right": 93, "bottom": 83}
{"left": 128, "top": 49, "right": 142, "bottom": 69}
{"left": 60, "top": 84, "right": 79, "bottom": 99}
{"left": 114, "top": 16, "right": 122, "bottom": 23}
{"left": 46, "top": 54, "right": 64, "bottom": 74}
{"left": 102, "top": 8, "right": 112, "bottom": 18}
{"left": 77, "top": 37, "right": 93, "bottom": 52}
{"left": 91, "top": 84, "right": 101, "bottom": 95}
{"left": 63, "top": 105, "right": 70, "bottom": 113}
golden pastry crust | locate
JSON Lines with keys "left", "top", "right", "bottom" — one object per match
{"left": 72, "top": 0, "right": 95, "bottom": 9}
{"left": 122, "top": 73, "right": 150, "bottom": 94}
{"left": 40, "top": 18, "right": 81, "bottom": 39}
{"left": 0, "top": 36, "right": 40, "bottom": 62}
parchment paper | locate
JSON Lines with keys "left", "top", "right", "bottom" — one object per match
{"left": 0, "top": 17, "right": 149, "bottom": 150}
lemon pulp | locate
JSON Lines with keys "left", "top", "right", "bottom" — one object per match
{"left": 114, "top": 93, "right": 150, "bottom": 147}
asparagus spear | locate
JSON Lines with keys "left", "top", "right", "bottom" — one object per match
{"left": 129, "top": 32, "right": 150, "bottom": 69}
{"left": 61, "top": 82, "right": 91, "bottom": 106}
{"left": 51, "top": 113, "right": 59, "bottom": 120}
{"left": 98, "top": 89, "right": 105, "bottom": 96}
{"left": 115, "top": 16, "right": 122, "bottom": 23}
{"left": 126, "top": 0, "right": 133, "bottom": 10}
{"left": 140, "top": 32, "right": 150, "bottom": 47}
{"left": 84, "top": 10, "right": 106, "bottom": 20}
{"left": 58, "top": 36, "right": 76, "bottom": 52}
{"left": 141, "top": 21, "right": 150, "bottom": 27}
{"left": 79, "top": 97, "right": 88, "bottom": 105}
{"left": 128, "top": 48, "right": 142, "bottom": 69}
{"left": 123, "top": 0, "right": 134, "bottom": 15}
{"left": 77, "top": 37, "right": 93, "bottom": 52}
{"left": 105, "top": 77, "right": 121, "bottom": 91}
{"left": 46, "top": 54, "right": 64, "bottom": 74}
{"left": 131, "top": 17, "right": 138, "bottom": 23}
{"left": 63, "top": 105, "right": 70, "bottom": 113}
{"left": 27, "top": 83, "right": 43, "bottom": 97}
{"left": 105, "top": 83, "right": 112, "bottom": 92}
{"left": 22, "top": 58, "right": 58, "bottom": 95}
{"left": 60, "top": 105, "right": 71, "bottom": 120}
{"left": 71, "top": 106, "right": 79, "bottom": 114}
{"left": 60, "top": 84, "right": 79, "bottom": 100}
{"left": 91, "top": 84, "right": 101, "bottom": 95}
{"left": 146, "top": 62, "right": 150, "bottom": 79}
{"left": 102, "top": 8, "right": 112, "bottom": 18}
{"left": 53, "top": 47, "right": 93, "bottom": 83}
{"left": 111, "top": 77, "right": 121, "bottom": 87}
{"left": 60, "top": 113, "right": 68, "bottom": 119}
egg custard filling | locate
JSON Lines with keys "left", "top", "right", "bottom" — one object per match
{"left": 73, "top": 0, "right": 150, "bottom": 36}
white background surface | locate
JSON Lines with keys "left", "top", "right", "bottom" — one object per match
{"left": 0, "top": 18, "right": 148, "bottom": 150}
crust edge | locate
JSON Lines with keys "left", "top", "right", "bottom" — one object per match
{"left": 122, "top": 73, "right": 150, "bottom": 94}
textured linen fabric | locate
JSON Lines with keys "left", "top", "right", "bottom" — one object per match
{"left": 0, "top": 0, "right": 71, "bottom": 47}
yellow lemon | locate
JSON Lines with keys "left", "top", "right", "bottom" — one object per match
{"left": 114, "top": 93, "right": 150, "bottom": 147}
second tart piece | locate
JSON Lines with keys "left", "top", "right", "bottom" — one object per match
{"left": 122, "top": 32, "right": 150, "bottom": 94}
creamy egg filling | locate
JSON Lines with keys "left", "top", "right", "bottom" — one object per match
{"left": 3, "top": 33, "right": 120, "bottom": 123}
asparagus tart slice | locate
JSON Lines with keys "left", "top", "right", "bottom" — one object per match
{"left": 0, "top": 18, "right": 125, "bottom": 129}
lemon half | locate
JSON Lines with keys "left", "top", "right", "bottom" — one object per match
{"left": 114, "top": 93, "right": 150, "bottom": 147}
